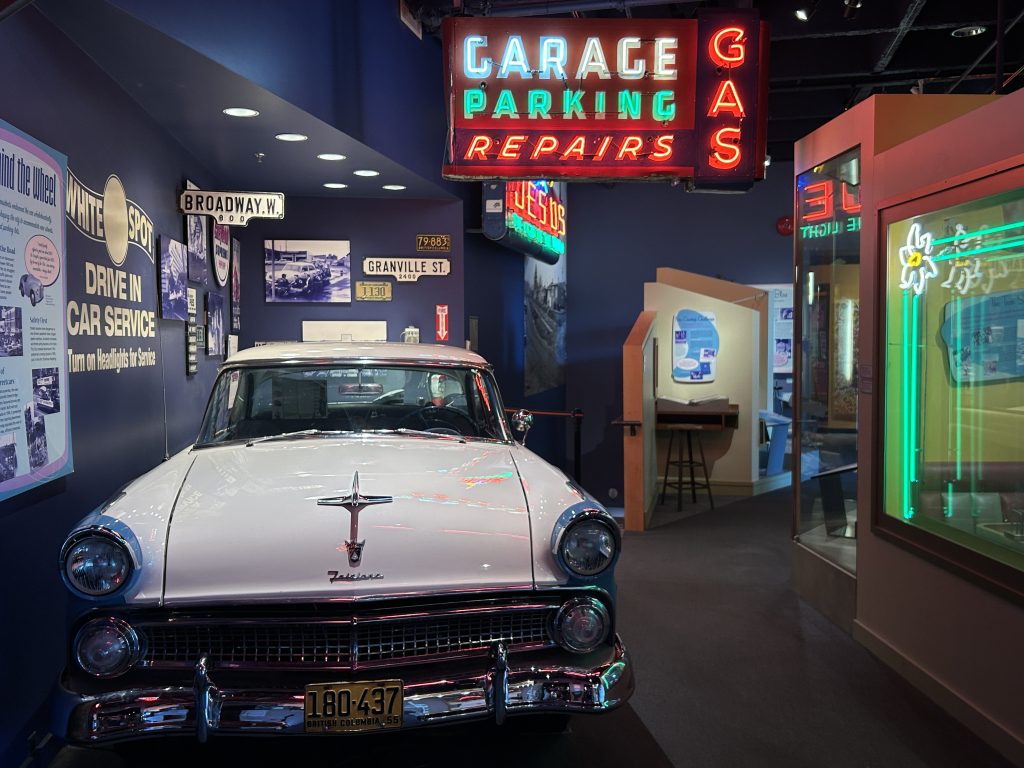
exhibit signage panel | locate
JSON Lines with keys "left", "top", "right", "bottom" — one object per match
{"left": 442, "top": 11, "right": 768, "bottom": 184}
{"left": 672, "top": 309, "right": 719, "bottom": 383}
{"left": 0, "top": 118, "right": 73, "bottom": 501}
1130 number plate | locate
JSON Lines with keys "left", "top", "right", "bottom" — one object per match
{"left": 304, "top": 680, "right": 403, "bottom": 733}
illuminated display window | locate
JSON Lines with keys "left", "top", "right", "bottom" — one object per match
{"left": 795, "top": 147, "right": 861, "bottom": 571}
{"left": 883, "top": 180, "right": 1024, "bottom": 576}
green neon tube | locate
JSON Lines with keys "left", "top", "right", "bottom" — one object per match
{"left": 933, "top": 235, "right": 1024, "bottom": 262}
{"left": 931, "top": 218, "right": 1024, "bottom": 246}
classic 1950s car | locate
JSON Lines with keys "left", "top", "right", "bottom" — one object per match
{"left": 54, "top": 342, "right": 632, "bottom": 742}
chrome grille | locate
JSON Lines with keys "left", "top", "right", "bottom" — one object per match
{"left": 137, "top": 604, "right": 554, "bottom": 671}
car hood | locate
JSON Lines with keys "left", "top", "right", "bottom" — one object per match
{"left": 162, "top": 436, "right": 533, "bottom": 604}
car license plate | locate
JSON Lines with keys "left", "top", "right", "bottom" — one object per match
{"left": 304, "top": 680, "right": 403, "bottom": 733}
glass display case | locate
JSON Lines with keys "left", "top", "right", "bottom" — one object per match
{"left": 881, "top": 171, "right": 1024, "bottom": 582}
{"left": 794, "top": 147, "right": 861, "bottom": 571}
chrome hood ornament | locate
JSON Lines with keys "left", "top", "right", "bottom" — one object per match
{"left": 317, "top": 472, "right": 393, "bottom": 567}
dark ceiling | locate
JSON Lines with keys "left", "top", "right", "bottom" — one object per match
{"left": 409, "top": 0, "right": 1024, "bottom": 161}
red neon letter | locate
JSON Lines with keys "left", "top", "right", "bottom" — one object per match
{"left": 616, "top": 135, "right": 644, "bottom": 161}
{"left": 709, "top": 126, "right": 742, "bottom": 170}
{"left": 803, "top": 181, "right": 834, "bottom": 221}
{"left": 530, "top": 135, "right": 559, "bottom": 160}
{"left": 708, "top": 80, "right": 745, "bottom": 118}
{"left": 841, "top": 182, "right": 861, "bottom": 213}
{"left": 498, "top": 135, "right": 528, "bottom": 160}
{"left": 651, "top": 135, "right": 674, "bottom": 161}
{"left": 465, "top": 135, "right": 493, "bottom": 160}
{"left": 594, "top": 136, "right": 614, "bottom": 161}
{"left": 561, "top": 136, "right": 587, "bottom": 160}
{"left": 709, "top": 27, "right": 746, "bottom": 69}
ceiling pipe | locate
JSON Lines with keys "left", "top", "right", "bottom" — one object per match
{"left": 485, "top": 0, "right": 702, "bottom": 17}
{"left": 946, "top": 5, "right": 1024, "bottom": 92}
{"left": 0, "top": 0, "right": 35, "bottom": 21}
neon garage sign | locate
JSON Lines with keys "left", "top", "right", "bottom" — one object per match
{"left": 442, "top": 12, "right": 768, "bottom": 185}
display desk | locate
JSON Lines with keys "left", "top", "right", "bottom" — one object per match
{"left": 655, "top": 399, "right": 739, "bottom": 430}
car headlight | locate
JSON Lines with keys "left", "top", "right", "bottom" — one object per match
{"left": 558, "top": 516, "right": 618, "bottom": 577}
{"left": 75, "top": 617, "right": 140, "bottom": 677}
{"left": 61, "top": 532, "right": 133, "bottom": 597}
{"left": 553, "top": 597, "right": 610, "bottom": 653}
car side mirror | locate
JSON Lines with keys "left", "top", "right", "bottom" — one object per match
{"left": 510, "top": 409, "right": 533, "bottom": 444}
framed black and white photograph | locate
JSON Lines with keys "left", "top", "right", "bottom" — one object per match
{"left": 185, "top": 180, "right": 208, "bottom": 285}
{"left": 32, "top": 367, "right": 60, "bottom": 415}
{"left": 231, "top": 238, "right": 241, "bottom": 332}
{"left": 23, "top": 402, "right": 47, "bottom": 472}
{"left": 206, "top": 291, "right": 224, "bottom": 356}
{"left": 159, "top": 236, "right": 188, "bottom": 321}
{"left": 212, "top": 223, "right": 230, "bottom": 287}
{"left": 0, "top": 306, "right": 23, "bottom": 357}
{"left": 0, "top": 433, "right": 16, "bottom": 483}
{"left": 264, "top": 239, "right": 351, "bottom": 303}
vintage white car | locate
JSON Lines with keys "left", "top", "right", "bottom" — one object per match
{"left": 54, "top": 342, "right": 632, "bottom": 743}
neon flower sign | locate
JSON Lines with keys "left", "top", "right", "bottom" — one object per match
{"left": 442, "top": 12, "right": 768, "bottom": 185}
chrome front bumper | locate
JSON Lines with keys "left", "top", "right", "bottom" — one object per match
{"left": 55, "top": 636, "right": 633, "bottom": 743}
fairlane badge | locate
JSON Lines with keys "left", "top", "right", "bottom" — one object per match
{"left": 328, "top": 571, "right": 384, "bottom": 583}
{"left": 317, "top": 472, "right": 392, "bottom": 567}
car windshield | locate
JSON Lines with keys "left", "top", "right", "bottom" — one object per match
{"left": 196, "top": 364, "right": 510, "bottom": 446}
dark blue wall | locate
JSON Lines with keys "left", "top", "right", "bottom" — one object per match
{"left": 0, "top": 8, "right": 224, "bottom": 761}
{"left": 463, "top": 232, "right": 569, "bottom": 474}
{"left": 235, "top": 197, "right": 464, "bottom": 348}
{"left": 565, "top": 174, "right": 795, "bottom": 504}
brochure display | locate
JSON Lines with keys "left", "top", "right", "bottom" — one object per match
{"left": 0, "top": 118, "right": 72, "bottom": 501}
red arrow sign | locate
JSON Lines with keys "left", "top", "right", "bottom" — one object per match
{"left": 435, "top": 304, "right": 449, "bottom": 342}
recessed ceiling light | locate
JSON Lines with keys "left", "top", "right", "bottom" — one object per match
{"left": 323, "top": 182, "right": 348, "bottom": 189}
{"left": 382, "top": 184, "right": 406, "bottom": 191}
{"left": 795, "top": 9, "right": 809, "bottom": 21}
{"left": 317, "top": 153, "right": 347, "bottom": 161}
{"left": 353, "top": 169, "right": 380, "bottom": 177}
{"left": 275, "top": 133, "right": 308, "bottom": 142}
{"left": 223, "top": 107, "right": 259, "bottom": 118}
{"left": 951, "top": 25, "right": 987, "bottom": 38}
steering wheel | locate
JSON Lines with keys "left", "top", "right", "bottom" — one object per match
{"left": 396, "top": 405, "right": 477, "bottom": 436}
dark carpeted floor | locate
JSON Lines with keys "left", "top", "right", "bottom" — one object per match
{"left": 47, "top": 489, "right": 1014, "bottom": 767}
{"left": 617, "top": 489, "right": 1015, "bottom": 768}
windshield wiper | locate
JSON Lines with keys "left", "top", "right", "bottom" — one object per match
{"left": 368, "top": 428, "right": 466, "bottom": 443}
{"left": 245, "top": 429, "right": 352, "bottom": 447}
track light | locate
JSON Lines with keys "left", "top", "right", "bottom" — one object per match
{"left": 795, "top": 1, "right": 819, "bottom": 22}
{"left": 843, "top": 0, "right": 863, "bottom": 20}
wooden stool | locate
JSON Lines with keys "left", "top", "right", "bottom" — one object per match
{"left": 660, "top": 424, "right": 714, "bottom": 510}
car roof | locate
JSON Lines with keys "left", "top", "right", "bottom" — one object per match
{"left": 224, "top": 342, "right": 490, "bottom": 368}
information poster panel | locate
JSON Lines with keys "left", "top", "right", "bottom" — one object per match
{"left": 672, "top": 309, "right": 719, "bottom": 383}
{"left": 941, "top": 288, "right": 1024, "bottom": 384}
{"left": 0, "top": 119, "right": 72, "bottom": 501}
